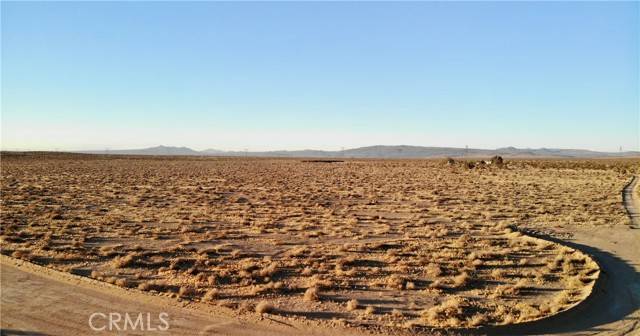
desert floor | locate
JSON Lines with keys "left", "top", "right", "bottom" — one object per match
{"left": 1, "top": 154, "right": 639, "bottom": 336}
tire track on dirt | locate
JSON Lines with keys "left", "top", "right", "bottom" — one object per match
{"left": 623, "top": 176, "right": 640, "bottom": 229}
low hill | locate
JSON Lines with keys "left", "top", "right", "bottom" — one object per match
{"left": 76, "top": 145, "right": 640, "bottom": 158}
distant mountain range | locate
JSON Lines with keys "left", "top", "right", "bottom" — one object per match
{"left": 78, "top": 145, "right": 640, "bottom": 158}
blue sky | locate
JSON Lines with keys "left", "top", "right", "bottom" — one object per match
{"left": 2, "top": 2, "right": 638, "bottom": 151}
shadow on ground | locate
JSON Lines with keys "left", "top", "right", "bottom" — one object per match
{"left": 474, "top": 232, "right": 640, "bottom": 335}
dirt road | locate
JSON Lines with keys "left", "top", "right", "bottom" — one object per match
{"left": 624, "top": 176, "right": 640, "bottom": 229}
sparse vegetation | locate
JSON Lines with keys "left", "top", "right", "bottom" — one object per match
{"left": 0, "top": 154, "right": 626, "bottom": 330}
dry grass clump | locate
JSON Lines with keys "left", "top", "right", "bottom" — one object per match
{"left": 303, "top": 287, "right": 320, "bottom": 302}
{"left": 249, "top": 281, "right": 284, "bottom": 296}
{"left": 111, "top": 253, "right": 136, "bottom": 268}
{"left": 363, "top": 306, "right": 376, "bottom": 316}
{"left": 538, "top": 291, "right": 575, "bottom": 315}
{"left": 169, "top": 257, "right": 195, "bottom": 271}
{"left": 258, "top": 262, "right": 278, "bottom": 277}
{"left": 468, "top": 313, "right": 487, "bottom": 327}
{"left": 346, "top": 299, "right": 360, "bottom": 311}
{"left": 11, "top": 249, "right": 31, "bottom": 260}
{"left": 490, "top": 268, "right": 506, "bottom": 280}
{"left": 285, "top": 246, "right": 307, "bottom": 258}
{"left": 386, "top": 274, "right": 407, "bottom": 289}
{"left": 137, "top": 280, "right": 170, "bottom": 292}
{"left": 391, "top": 308, "right": 404, "bottom": 319}
{"left": 429, "top": 279, "right": 446, "bottom": 290}
{"left": 178, "top": 286, "right": 196, "bottom": 298}
{"left": 99, "top": 244, "right": 122, "bottom": 257}
{"left": 492, "top": 284, "right": 517, "bottom": 298}
{"left": 203, "top": 288, "right": 219, "bottom": 301}
{"left": 255, "top": 300, "right": 275, "bottom": 314}
{"left": 422, "top": 297, "right": 466, "bottom": 327}
{"left": 114, "top": 278, "right": 130, "bottom": 287}
{"left": 514, "top": 302, "right": 540, "bottom": 322}
{"left": 452, "top": 272, "right": 471, "bottom": 288}
{"left": 425, "top": 263, "right": 443, "bottom": 277}
{"left": 137, "top": 281, "right": 153, "bottom": 291}
{"left": 305, "top": 275, "right": 332, "bottom": 289}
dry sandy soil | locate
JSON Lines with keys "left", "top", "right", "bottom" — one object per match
{"left": 1, "top": 153, "right": 639, "bottom": 335}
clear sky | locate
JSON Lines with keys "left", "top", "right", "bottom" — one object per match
{"left": 2, "top": 1, "right": 638, "bottom": 152}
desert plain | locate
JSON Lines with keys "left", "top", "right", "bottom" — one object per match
{"left": 1, "top": 153, "right": 639, "bottom": 335}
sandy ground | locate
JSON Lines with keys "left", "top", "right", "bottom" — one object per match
{"left": 1, "top": 170, "right": 638, "bottom": 335}
{"left": 0, "top": 255, "right": 364, "bottom": 336}
{"left": 4, "top": 156, "right": 618, "bottom": 329}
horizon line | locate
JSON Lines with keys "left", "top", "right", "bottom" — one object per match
{"left": 1, "top": 144, "right": 638, "bottom": 154}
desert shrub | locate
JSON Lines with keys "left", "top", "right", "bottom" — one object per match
{"left": 286, "top": 246, "right": 307, "bottom": 258}
{"left": 179, "top": 286, "right": 196, "bottom": 298}
{"left": 429, "top": 279, "right": 445, "bottom": 289}
{"left": 515, "top": 302, "right": 540, "bottom": 322}
{"left": 346, "top": 299, "right": 360, "bottom": 311}
{"left": 553, "top": 290, "right": 572, "bottom": 306}
{"left": 425, "top": 263, "right": 443, "bottom": 277}
{"left": 490, "top": 268, "right": 505, "bottom": 280}
{"left": 364, "top": 306, "right": 376, "bottom": 316}
{"left": 137, "top": 281, "right": 152, "bottom": 291}
{"left": 492, "top": 284, "right": 518, "bottom": 298}
{"left": 391, "top": 309, "right": 404, "bottom": 318}
{"left": 230, "top": 249, "right": 242, "bottom": 258}
{"left": 258, "top": 262, "right": 278, "bottom": 277}
{"left": 11, "top": 249, "right": 30, "bottom": 259}
{"left": 422, "top": 297, "right": 465, "bottom": 326}
{"left": 468, "top": 313, "right": 486, "bottom": 327}
{"left": 111, "top": 253, "right": 136, "bottom": 268}
{"left": 203, "top": 289, "right": 219, "bottom": 301}
{"left": 255, "top": 301, "right": 275, "bottom": 314}
{"left": 452, "top": 272, "right": 470, "bottom": 288}
{"left": 115, "top": 278, "right": 130, "bottom": 287}
{"left": 386, "top": 274, "right": 406, "bottom": 289}
{"left": 303, "top": 287, "right": 320, "bottom": 302}
{"left": 306, "top": 275, "right": 332, "bottom": 289}
{"left": 169, "top": 257, "right": 195, "bottom": 270}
